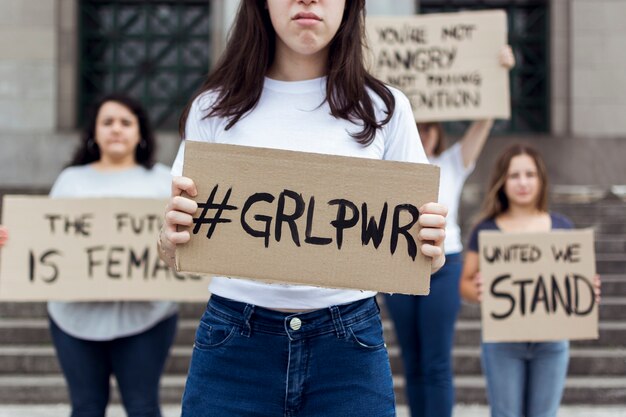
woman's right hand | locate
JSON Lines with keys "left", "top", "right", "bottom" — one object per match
{"left": 468, "top": 272, "right": 483, "bottom": 303}
{"left": 159, "top": 176, "right": 198, "bottom": 267}
{"left": 0, "top": 226, "right": 8, "bottom": 248}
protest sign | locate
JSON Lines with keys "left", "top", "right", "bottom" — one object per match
{"left": 176, "top": 142, "right": 440, "bottom": 295}
{"left": 366, "top": 10, "right": 510, "bottom": 122}
{"left": 479, "top": 229, "right": 598, "bottom": 342}
{"left": 0, "top": 196, "right": 210, "bottom": 301}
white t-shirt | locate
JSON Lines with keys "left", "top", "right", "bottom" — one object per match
{"left": 47, "top": 164, "right": 178, "bottom": 341}
{"left": 171, "top": 76, "right": 428, "bottom": 309}
{"left": 429, "top": 142, "right": 475, "bottom": 254}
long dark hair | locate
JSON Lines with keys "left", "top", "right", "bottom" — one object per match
{"left": 70, "top": 93, "right": 156, "bottom": 169}
{"left": 479, "top": 144, "right": 549, "bottom": 221}
{"left": 179, "top": 0, "right": 394, "bottom": 145}
{"left": 417, "top": 122, "right": 446, "bottom": 157}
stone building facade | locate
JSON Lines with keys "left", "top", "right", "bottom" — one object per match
{"left": 1, "top": 0, "right": 625, "bottom": 192}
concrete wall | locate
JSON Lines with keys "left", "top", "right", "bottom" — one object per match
{"left": 551, "top": 0, "right": 570, "bottom": 136}
{"left": 57, "top": 0, "right": 77, "bottom": 130}
{"left": 0, "top": 0, "right": 57, "bottom": 132}
{"left": 571, "top": 0, "right": 626, "bottom": 137}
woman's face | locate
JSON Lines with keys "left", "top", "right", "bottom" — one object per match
{"left": 504, "top": 154, "right": 542, "bottom": 208}
{"left": 418, "top": 124, "right": 439, "bottom": 157}
{"left": 267, "top": 0, "right": 346, "bottom": 60}
{"left": 94, "top": 101, "right": 141, "bottom": 162}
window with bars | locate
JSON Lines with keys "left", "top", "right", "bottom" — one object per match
{"left": 79, "top": 0, "right": 212, "bottom": 130}
{"left": 418, "top": 0, "right": 549, "bottom": 134}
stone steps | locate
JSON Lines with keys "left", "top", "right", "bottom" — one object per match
{"left": 2, "top": 317, "right": 625, "bottom": 348}
{"left": 1, "top": 345, "right": 624, "bottom": 377}
{"left": 1, "top": 374, "right": 624, "bottom": 405}
{"left": 3, "top": 294, "right": 625, "bottom": 321}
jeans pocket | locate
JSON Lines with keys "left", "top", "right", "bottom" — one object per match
{"left": 193, "top": 310, "right": 237, "bottom": 351}
{"left": 348, "top": 315, "right": 386, "bottom": 350}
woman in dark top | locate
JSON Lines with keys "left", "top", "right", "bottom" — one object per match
{"left": 460, "top": 144, "right": 600, "bottom": 417}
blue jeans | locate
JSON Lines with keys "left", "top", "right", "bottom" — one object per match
{"left": 181, "top": 295, "right": 395, "bottom": 417}
{"left": 481, "top": 341, "right": 569, "bottom": 417}
{"left": 49, "top": 314, "right": 178, "bottom": 417}
{"left": 383, "top": 252, "right": 462, "bottom": 417}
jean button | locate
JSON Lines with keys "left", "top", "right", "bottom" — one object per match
{"left": 289, "top": 317, "right": 302, "bottom": 331}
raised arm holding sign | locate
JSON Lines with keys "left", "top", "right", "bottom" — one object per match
{"left": 460, "top": 144, "right": 601, "bottom": 417}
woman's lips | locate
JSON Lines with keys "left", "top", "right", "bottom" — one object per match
{"left": 293, "top": 12, "right": 322, "bottom": 26}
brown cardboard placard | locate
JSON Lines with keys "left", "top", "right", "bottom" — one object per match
{"left": 176, "top": 142, "right": 440, "bottom": 295}
{"left": 479, "top": 229, "right": 598, "bottom": 342}
{"left": 0, "top": 196, "right": 210, "bottom": 301}
{"left": 366, "top": 10, "right": 510, "bottom": 122}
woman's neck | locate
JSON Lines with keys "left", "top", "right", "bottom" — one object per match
{"left": 91, "top": 156, "right": 138, "bottom": 172}
{"left": 504, "top": 204, "right": 543, "bottom": 219}
{"left": 496, "top": 205, "right": 551, "bottom": 233}
{"left": 267, "top": 45, "right": 328, "bottom": 81}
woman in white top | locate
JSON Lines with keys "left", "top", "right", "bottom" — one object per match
{"left": 383, "top": 46, "right": 515, "bottom": 417}
{"left": 48, "top": 94, "right": 177, "bottom": 417}
{"left": 158, "top": 1, "right": 446, "bottom": 416}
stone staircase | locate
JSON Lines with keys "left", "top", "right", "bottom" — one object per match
{"left": 0, "top": 197, "right": 624, "bottom": 405}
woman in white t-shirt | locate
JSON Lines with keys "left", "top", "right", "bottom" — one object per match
{"left": 158, "top": 1, "right": 446, "bottom": 416}
{"left": 383, "top": 46, "right": 515, "bottom": 417}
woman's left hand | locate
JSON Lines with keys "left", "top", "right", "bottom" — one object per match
{"left": 0, "top": 226, "right": 8, "bottom": 248}
{"left": 594, "top": 274, "right": 602, "bottom": 303}
{"left": 499, "top": 45, "right": 515, "bottom": 70}
{"left": 417, "top": 202, "right": 447, "bottom": 273}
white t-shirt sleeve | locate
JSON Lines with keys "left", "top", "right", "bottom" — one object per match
{"left": 439, "top": 141, "right": 475, "bottom": 180}
{"left": 49, "top": 168, "right": 75, "bottom": 198}
{"left": 382, "top": 89, "right": 428, "bottom": 164}
{"left": 171, "top": 93, "right": 219, "bottom": 176}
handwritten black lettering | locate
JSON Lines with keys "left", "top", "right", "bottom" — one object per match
{"left": 390, "top": 204, "right": 419, "bottom": 261}
{"left": 490, "top": 273, "right": 595, "bottom": 320}
{"left": 483, "top": 244, "right": 542, "bottom": 264}
{"left": 377, "top": 25, "right": 427, "bottom": 44}
{"left": 45, "top": 214, "right": 92, "bottom": 236}
{"left": 305, "top": 196, "right": 332, "bottom": 246}
{"left": 275, "top": 190, "right": 305, "bottom": 247}
{"left": 413, "top": 89, "right": 480, "bottom": 110}
{"left": 377, "top": 47, "right": 457, "bottom": 72}
{"left": 28, "top": 249, "right": 61, "bottom": 283}
{"left": 329, "top": 199, "right": 359, "bottom": 250}
{"left": 490, "top": 274, "right": 516, "bottom": 320}
{"left": 552, "top": 244, "right": 581, "bottom": 263}
{"left": 241, "top": 193, "right": 275, "bottom": 248}
{"left": 193, "top": 185, "right": 238, "bottom": 239}
{"left": 128, "top": 247, "right": 149, "bottom": 279}
{"left": 106, "top": 246, "right": 125, "bottom": 279}
{"left": 441, "top": 24, "right": 476, "bottom": 41}
{"left": 116, "top": 213, "right": 161, "bottom": 234}
{"left": 361, "top": 203, "right": 387, "bottom": 249}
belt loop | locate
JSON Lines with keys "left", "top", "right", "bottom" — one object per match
{"left": 240, "top": 304, "right": 254, "bottom": 337}
{"left": 330, "top": 305, "right": 346, "bottom": 339}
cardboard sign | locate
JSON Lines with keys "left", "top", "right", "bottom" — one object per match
{"left": 0, "top": 196, "right": 210, "bottom": 301}
{"left": 366, "top": 10, "right": 510, "bottom": 122}
{"left": 479, "top": 230, "right": 598, "bottom": 342}
{"left": 176, "top": 142, "right": 440, "bottom": 295}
